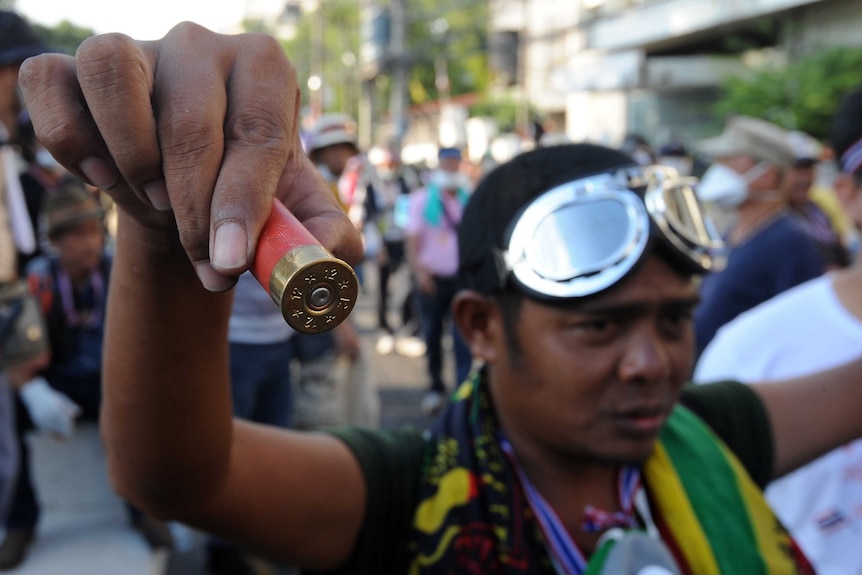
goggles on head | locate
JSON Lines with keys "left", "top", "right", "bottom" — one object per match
{"left": 468, "top": 165, "right": 726, "bottom": 302}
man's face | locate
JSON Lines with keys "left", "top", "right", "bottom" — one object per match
{"left": 54, "top": 220, "right": 105, "bottom": 275}
{"left": 835, "top": 172, "right": 862, "bottom": 232}
{"left": 0, "top": 64, "right": 21, "bottom": 122}
{"left": 439, "top": 156, "right": 461, "bottom": 174}
{"left": 314, "top": 143, "right": 357, "bottom": 178}
{"left": 784, "top": 164, "right": 815, "bottom": 208}
{"left": 486, "top": 255, "right": 699, "bottom": 466}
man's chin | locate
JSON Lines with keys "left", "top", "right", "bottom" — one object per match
{"left": 596, "top": 437, "right": 660, "bottom": 466}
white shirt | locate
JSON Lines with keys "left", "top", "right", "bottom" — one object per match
{"left": 695, "top": 274, "right": 862, "bottom": 574}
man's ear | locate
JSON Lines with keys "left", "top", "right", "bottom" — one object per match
{"left": 452, "top": 290, "right": 502, "bottom": 364}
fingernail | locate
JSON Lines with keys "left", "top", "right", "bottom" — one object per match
{"left": 193, "top": 261, "right": 236, "bottom": 292}
{"left": 79, "top": 156, "right": 119, "bottom": 189}
{"left": 211, "top": 221, "right": 248, "bottom": 270}
{"left": 143, "top": 180, "right": 171, "bottom": 211}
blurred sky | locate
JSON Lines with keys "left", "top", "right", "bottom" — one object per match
{"left": 16, "top": 0, "right": 246, "bottom": 39}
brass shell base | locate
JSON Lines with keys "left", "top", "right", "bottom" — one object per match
{"left": 269, "top": 245, "right": 359, "bottom": 333}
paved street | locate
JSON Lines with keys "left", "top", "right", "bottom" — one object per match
{"left": 3, "top": 262, "right": 443, "bottom": 574}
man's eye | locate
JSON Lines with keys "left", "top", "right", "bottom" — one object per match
{"left": 571, "top": 319, "right": 614, "bottom": 335}
{"left": 667, "top": 308, "right": 694, "bottom": 324}
{"left": 661, "top": 309, "right": 694, "bottom": 335}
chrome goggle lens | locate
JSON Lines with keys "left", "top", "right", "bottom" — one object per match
{"left": 506, "top": 174, "right": 651, "bottom": 299}
{"left": 499, "top": 166, "right": 725, "bottom": 301}
{"left": 644, "top": 166, "right": 725, "bottom": 273}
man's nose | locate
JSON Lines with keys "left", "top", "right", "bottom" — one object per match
{"left": 618, "top": 326, "right": 671, "bottom": 385}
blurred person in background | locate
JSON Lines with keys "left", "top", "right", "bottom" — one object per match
{"left": 0, "top": 11, "right": 43, "bottom": 280}
{"left": 656, "top": 141, "right": 695, "bottom": 177}
{"left": 405, "top": 147, "right": 473, "bottom": 416}
{"left": 0, "top": 181, "right": 173, "bottom": 570}
{"left": 366, "top": 146, "right": 424, "bottom": 357}
{"left": 656, "top": 141, "right": 711, "bottom": 179}
{"left": 299, "top": 113, "right": 377, "bottom": 429}
{"left": 0, "top": 9, "right": 55, "bottom": 533}
{"left": 809, "top": 145, "right": 858, "bottom": 258}
{"left": 620, "top": 133, "right": 656, "bottom": 166}
{"left": 694, "top": 83, "right": 862, "bottom": 574}
{"left": 693, "top": 115, "right": 825, "bottom": 356}
{"left": 784, "top": 130, "right": 852, "bottom": 270}
{"left": 14, "top": 114, "right": 69, "bottom": 270}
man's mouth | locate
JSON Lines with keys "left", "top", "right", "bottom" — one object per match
{"left": 615, "top": 405, "right": 668, "bottom": 435}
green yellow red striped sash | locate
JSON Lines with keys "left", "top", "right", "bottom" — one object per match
{"left": 409, "top": 374, "right": 812, "bottom": 574}
{"left": 645, "top": 406, "right": 812, "bottom": 574}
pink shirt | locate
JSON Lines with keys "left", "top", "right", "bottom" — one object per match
{"left": 405, "top": 187, "right": 464, "bottom": 278}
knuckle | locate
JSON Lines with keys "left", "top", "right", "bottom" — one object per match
{"left": 160, "top": 116, "right": 223, "bottom": 168}
{"left": 18, "top": 56, "right": 79, "bottom": 152}
{"left": 246, "top": 33, "right": 292, "bottom": 65}
{"left": 75, "top": 33, "right": 143, "bottom": 82}
{"left": 227, "top": 111, "right": 289, "bottom": 153}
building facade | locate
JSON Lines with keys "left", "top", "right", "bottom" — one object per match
{"left": 490, "top": 0, "right": 862, "bottom": 152}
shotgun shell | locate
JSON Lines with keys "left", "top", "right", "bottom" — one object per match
{"left": 250, "top": 200, "right": 358, "bottom": 333}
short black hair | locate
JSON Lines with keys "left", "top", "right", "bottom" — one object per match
{"left": 457, "top": 143, "right": 636, "bottom": 294}
{"left": 830, "top": 84, "right": 862, "bottom": 175}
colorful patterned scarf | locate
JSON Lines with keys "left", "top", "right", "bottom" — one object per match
{"left": 422, "top": 183, "right": 469, "bottom": 228}
{"left": 407, "top": 372, "right": 813, "bottom": 574}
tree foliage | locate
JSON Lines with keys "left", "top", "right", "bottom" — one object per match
{"left": 405, "top": 0, "right": 490, "bottom": 105}
{"left": 279, "top": 0, "right": 361, "bottom": 118}
{"left": 714, "top": 46, "right": 862, "bottom": 140}
{"left": 30, "top": 20, "right": 95, "bottom": 57}
{"left": 278, "top": 1, "right": 490, "bottom": 112}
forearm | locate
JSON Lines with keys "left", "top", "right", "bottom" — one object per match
{"left": 755, "top": 355, "right": 862, "bottom": 479}
{"left": 101, "top": 212, "right": 235, "bottom": 514}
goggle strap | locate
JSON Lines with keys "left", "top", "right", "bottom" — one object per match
{"left": 459, "top": 248, "right": 510, "bottom": 294}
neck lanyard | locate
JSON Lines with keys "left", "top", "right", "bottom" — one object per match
{"left": 439, "top": 190, "right": 462, "bottom": 231}
{"left": 499, "top": 437, "right": 643, "bottom": 575}
{"left": 57, "top": 265, "right": 105, "bottom": 329}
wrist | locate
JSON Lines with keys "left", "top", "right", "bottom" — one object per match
{"left": 117, "top": 211, "right": 185, "bottom": 255}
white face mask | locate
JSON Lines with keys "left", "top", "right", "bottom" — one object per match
{"left": 431, "top": 169, "right": 462, "bottom": 191}
{"left": 696, "top": 161, "right": 770, "bottom": 208}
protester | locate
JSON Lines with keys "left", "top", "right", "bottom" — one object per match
{"left": 405, "top": 146, "right": 473, "bottom": 416}
{"left": 0, "top": 9, "right": 54, "bottom": 529}
{"left": 693, "top": 115, "right": 825, "bottom": 356}
{"left": 18, "top": 25, "right": 862, "bottom": 573}
{"left": 0, "top": 11, "right": 43, "bottom": 277}
{"left": 694, "top": 84, "right": 862, "bottom": 574}
{"left": 620, "top": 133, "right": 656, "bottom": 166}
{"left": 0, "top": 181, "right": 173, "bottom": 569}
{"left": 366, "top": 146, "right": 423, "bottom": 357}
{"left": 784, "top": 129, "right": 851, "bottom": 270}
{"left": 299, "top": 113, "right": 377, "bottom": 429}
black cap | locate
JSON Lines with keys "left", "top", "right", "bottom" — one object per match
{"left": 0, "top": 11, "right": 50, "bottom": 67}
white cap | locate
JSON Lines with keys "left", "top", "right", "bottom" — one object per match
{"left": 697, "top": 116, "right": 795, "bottom": 169}
{"left": 307, "top": 113, "right": 358, "bottom": 153}
{"left": 786, "top": 130, "right": 823, "bottom": 164}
